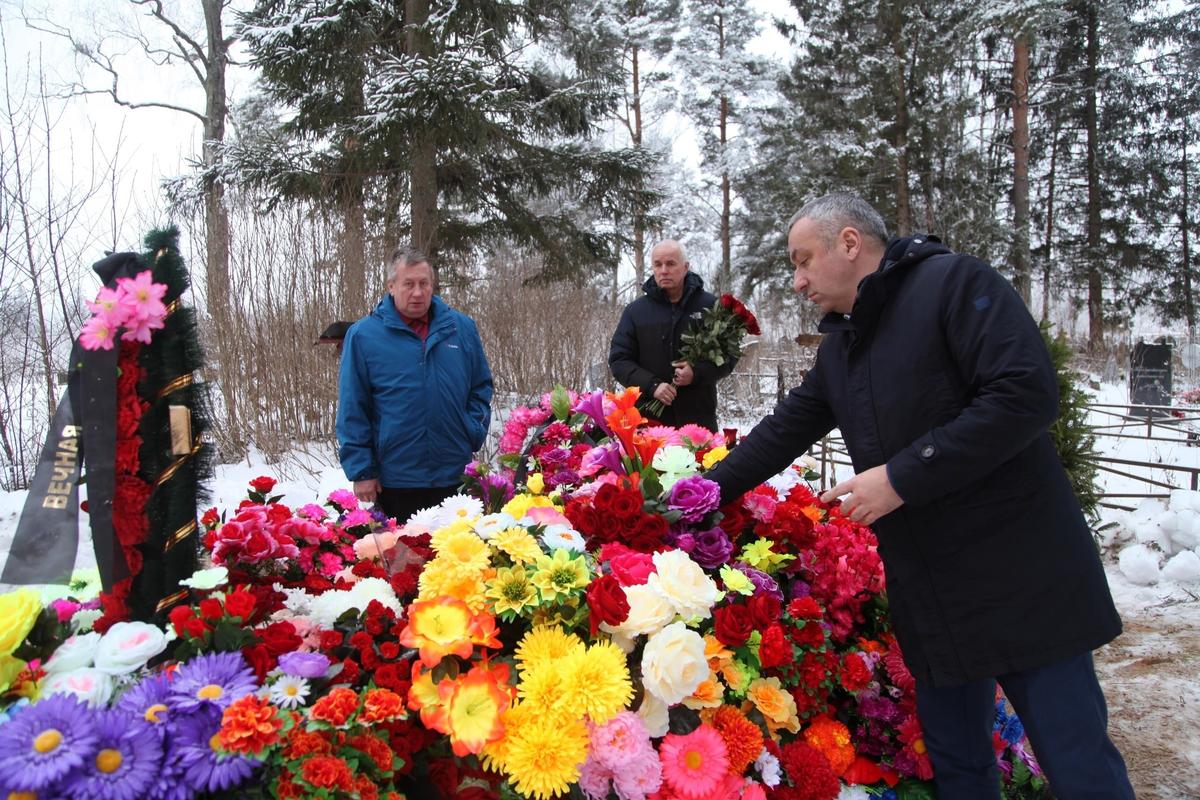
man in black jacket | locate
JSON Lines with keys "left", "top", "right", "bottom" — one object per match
{"left": 609, "top": 240, "right": 736, "bottom": 431}
{"left": 705, "top": 194, "right": 1132, "bottom": 799}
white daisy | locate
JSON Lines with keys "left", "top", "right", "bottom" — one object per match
{"left": 439, "top": 494, "right": 484, "bottom": 522}
{"left": 540, "top": 525, "right": 586, "bottom": 552}
{"left": 269, "top": 675, "right": 311, "bottom": 709}
{"left": 473, "top": 512, "right": 517, "bottom": 541}
{"left": 408, "top": 505, "right": 445, "bottom": 530}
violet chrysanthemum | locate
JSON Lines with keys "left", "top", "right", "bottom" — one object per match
{"left": 65, "top": 709, "right": 163, "bottom": 800}
{"left": 170, "top": 706, "right": 258, "bottom": 794}
{"left": 117, "top": 673, "right": 174, "bottom": 728}
{"left": 0, "top": 693, "right": 99, "bottom": 792}
{"left": 168, "top": 652, "right": 257, "bottom": 713}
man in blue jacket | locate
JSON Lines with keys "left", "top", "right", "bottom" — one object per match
{"left": 705, "top": 194, "right": 1133, "bottom": 799}
{"left": 337, "top": 246, "right": 493, "bottom": 524}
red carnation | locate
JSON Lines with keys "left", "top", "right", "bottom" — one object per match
{"left": 758, "top": 623, "right": 793, "bottom": 668}
{"left": 840, "top": 652, "right": 873, "bottom": 692}
{"left": 300, "top": 755, "right": 355, "bottom": 792}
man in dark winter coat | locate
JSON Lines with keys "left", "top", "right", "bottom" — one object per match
{"left": 337, "top": 246, "right": 493, "bottom": 524}
{"left": 705, "top": 194, "right": 1133, "bottom": 799}
{"left": 609, "top": 240, "right": 736, "bottom": 431}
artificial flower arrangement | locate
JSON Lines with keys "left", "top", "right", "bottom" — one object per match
{"left": 0, "top": 396, "right": 1051, "bottom": 800}
{"left": 79, "top": 269, "right": 170, "bottom": 350}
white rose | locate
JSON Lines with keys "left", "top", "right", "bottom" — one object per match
{"left": 43, "top": 632, "right": 101, "bottom": 675}
{"left": 641, "top": 621, "right": 707, "bottom": 706}
{"left": 636, "top": 690, "right": 670, "bottom": 738}
{"left": 648, "top": 550, "right": 719, "bottom": 620}
{"left": 600, "top": 583, "right": 674, "bottom": 639}
{"left": 70, "top": 609, "right": 102, "bottom": 633}
{"left": 93, "top": 621, "right": 169, "bottom": 675}
{"left": 42, "top": 667, "right": 114, "bottom": 707}
{"left": 180, "top": 566, "right": 229, "bottom": 590}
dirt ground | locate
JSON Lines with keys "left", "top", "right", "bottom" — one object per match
{"left": 1094, "top": 585, "right": 1200, "bottom": 799}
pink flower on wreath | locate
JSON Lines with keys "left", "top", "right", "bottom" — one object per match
{"left": 118, "top": 270, "right": 168, "bottom": 319}
{"left": 317, "top": 551, "right": 345, "bottom": 577}
{"left": 327, "top": 488, "right": 358, "bottom": 511}
{"left": 80, "top": 313, "right": 119, "bottom": 350}
{"left": 279, "top": 517, "right": 330, "bottom": 545}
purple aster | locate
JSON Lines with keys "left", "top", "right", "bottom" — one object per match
{"left": 277, "top": 651, "right": 331, "bottom": 679}
{"left": 688, "top": 527, "right": 734, "bottom": 569}
{"left": 65, "top": 709, "right": 163, "bottom": 800}
{"left": 0, "top": 693, "right": 98, "bottom": 792}
{"left": 116, "top": 673, "right": 174, "bottom": 728}
{"left": 168, "top": 652, "right": 257, "bottom": 713}
{"left": 667, "top": 476, "right": 721, "bottom": 523}
{"left": 733, "top": 563, "right": 784, "bottom": 602}
{"left": 170, "top": 706, "right": 258, "bottom": 794}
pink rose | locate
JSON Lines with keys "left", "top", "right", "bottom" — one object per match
{"left": 610, "top": 550, "right": 655, "bottom": 586}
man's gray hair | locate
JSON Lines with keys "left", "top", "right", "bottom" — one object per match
{"left": 787, "top": 193, "right": 888, "bottom": 247}
{"left": 388, "top": 245, "right": 435, "bottom": 282}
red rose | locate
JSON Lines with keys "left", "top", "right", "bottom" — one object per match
{"left": 758, "top": 623, "right": 793, "bottom": 668}
{"left": 713, "top": 604, "right": 754, "bottom": 647}
{"left": 260, "top": 621, "right": 302, "bottom": 656}
{"left": 591, "top": 484, "right": 619, "bottom": 514}
{"left": 199, "top": 598, "right": 224, "bottom": 621}
{"left": 168, "top": 604, "right": 194, "bottom": 635}
{"left": 183, "top": 617, "right": 211, "bottom": 639}
{"left": 250, "top": 476, "right": 277, "bottom": 494}
{"left": 720, "top": 293, "right": 735, "bottom": 310}
{"left": 609, "top": 487, "right": 644, "bottom": 520}
{"left": 747, "top": 593, "right": 782, "bottom": 630}
{"left": 242, "top": 643, "right": 275, "bottom": 682}
{"left": 426, "top": 757, "right": 460, "bottom": 800}
{"left": 320, "top": 630, "right": 346, "bottom": 651}
{"left": 336, "top": 657, "right": 360, "bottom": 685}
{"left": 224, "top": 589, "right": 257, "bottom": 620}
{"left": 585, "top": 575, "right": 630, "bottom": 635}
{"left": 717, "top": 503, "right": 749, "bottom": 540}
{"left": 201, "top": 507, "right": 220, "bottom": 528}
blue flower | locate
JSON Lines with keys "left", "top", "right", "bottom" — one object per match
{"left": 168, "top": 652, "right": 257, "bottom": 713}
{"left": 66, "top": 709, "right": 163, "bottom": 800}
{"left": 0, "top": 693, "right": 99, "bottom": 792}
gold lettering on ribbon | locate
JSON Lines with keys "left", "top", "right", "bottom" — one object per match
{"left": 42, "top": 425, "right": 81, "bottom": 509}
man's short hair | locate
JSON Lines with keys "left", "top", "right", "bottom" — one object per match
{"left": 788, "top": 193, "right": 888, "bottom": 248}
{"left": 388, "top": 245, "right": 435, "bottom": 282}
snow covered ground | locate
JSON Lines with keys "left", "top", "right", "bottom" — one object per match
{"left": 0, "top": 380, "right": 1197, "bottom": 797}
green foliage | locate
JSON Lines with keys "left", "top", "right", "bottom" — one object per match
{"left": 1042, "top": 323, "right": 1101, "bottom": 522}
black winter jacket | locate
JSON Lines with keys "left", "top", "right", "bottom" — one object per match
{"left": 609, "top": 272, "right": 737, "bottom": 431}
{"left": 707, "top": 236, "right": 1121, "bottom": 686}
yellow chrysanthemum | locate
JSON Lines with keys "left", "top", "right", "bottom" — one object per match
{"left": 560, "top": 640, "right": 633, "bottom": 724}
{"left": 486, "top": 566, "right": 539, "bottom": 616}
{"left": 492, "top": 527, "right": 544, "bottom": 565}
{"left": 501, "top": 493, "right": 555, "bottom": 521}
{"left": 481, "top": 702, "right": 536, "bottom": 774}
{"left": 502, "top": 710, "right": 590, "bottom": 800}
{"left": 530, "top": 549, "right": 590, "bottom": 603}
{"left": 418, "top": 565, "right": 490, "bottom": 612}
{"left": 429, "top": 528, "right": 491, "bottom": 575}
{"left": 701, "top": 446, "right": 729, "bottom": 469}
{"left": 516, "top": 662, "right": 580, "bottom": 724}
{"left": 514, "top": 626, "right": 584, "bottom": 675}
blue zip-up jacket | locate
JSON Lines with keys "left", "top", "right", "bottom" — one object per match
{"left": 337, "top": 295, "right": 493, "bottom": 488}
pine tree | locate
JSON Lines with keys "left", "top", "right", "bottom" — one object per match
{"left": 1042, "top": 323, "right": 1101, "bottom": 522}
{"left": 226, "top": 0, "right": 658, "bottom": 303}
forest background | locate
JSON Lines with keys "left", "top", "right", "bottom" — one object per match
{"left": 0, "top": 0, "right": 1197, "bottom": 487}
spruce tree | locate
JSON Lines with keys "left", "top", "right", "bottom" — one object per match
{"left": 1043, "top": 323, "right": 1101, "bottom": 522}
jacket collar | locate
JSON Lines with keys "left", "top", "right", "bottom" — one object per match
{"left": 817, "top": 234, "right": 950, "bottom": 336}
{"left": 373, "top": 294, "right": 453, "bottom": 334}
{"left": 643, "top": 270, "right": 704, "bottom": 305}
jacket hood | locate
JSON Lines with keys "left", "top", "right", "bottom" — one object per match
{"left": 643, "top": 270, "right": 704, "bottom": 303}
{"left": 372, "top": 294, "right": 450, "bottom": 331}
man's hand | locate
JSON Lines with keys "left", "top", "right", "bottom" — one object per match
{"left": 672, "top": 361, "right": 695, "bottom": 387}
{"left": 820, "top": 465, "right": 903, "bottom": 526}
{"left": 653, "top": 382, "right": 678, "bottom": 406}
{"left": 354, "top": 478, "right": 381, "bottom": 504}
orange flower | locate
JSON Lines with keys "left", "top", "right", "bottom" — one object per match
{"left": 745, "top": 677, "right": 800, "bottom": 735}
{"left": 435, "top": 662, "right": 515, "bottom": 757}
{"left": 633, "top": 433, "right": 662, "bottom": 465}
{"left": 683, "top": 674, "right": 724, "bottom": 710}
{"left": 349, "top": 732, "right": 397, "bottom": 774}
{"left": 310, "top": 687, "right": 360, "bottom": 727}
{"left": 398, "top": 596, "right": 478, "bottom": 668}
{"left": 407, "top": 661, "right": 447, "bottom": 732}
{"left": 803, "top": 715, "right": 855, "bottom": 776}
{"left": 708, "top": 705, "right": 765, "bottom": 775}
{"left": 470, "top": 610, "right": 503, "bottom": 650}
{"left": 608, "top": 387, "right": 642, "bottom": 410}
{"left": 300, "top": 754, "right": 355, "bottom": 792}
{"left": 273, "top": 769, "right": 304, "bottom": 800}
{"left": 218, "top": 694, "right": 283, "bottom": 756}
{"left": 284, "top": 727, "right": 333, "bottom": 759}
{"left": 355, "top": 774, "right": 381, "bottom": 800}
{"left": 361, "top": 688, "right": 407, "bottom": 723}
{"left": 606, "top": 406, "right": 646, "bottom": 459}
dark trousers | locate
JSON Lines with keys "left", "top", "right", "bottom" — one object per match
{"left": 376, "top": 485, "right": 460, "bottom": 526}
{"left": 915, "top": 652, "right": 1134, "bottom": 800}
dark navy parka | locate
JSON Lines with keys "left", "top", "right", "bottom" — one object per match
{"left": 337, "top": 295, "right": 493, "bottom": 489}
{"left": 707, "top": 237, "right": 1121, "bottom": 686}
{"left": 609, "top": 272, "right": 737, "bottom": 431}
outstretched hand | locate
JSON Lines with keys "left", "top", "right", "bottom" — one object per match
{"left": 820, "top": 464, "right": 903, "bottom": 526}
